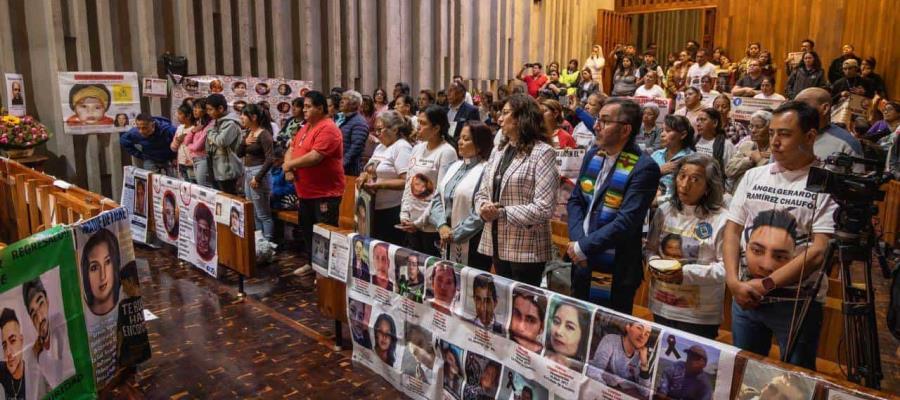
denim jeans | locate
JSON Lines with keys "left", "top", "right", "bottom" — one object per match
{"left": 141, "top": 159, "right": 173, "bottom": 176}
{"left": 192, "top": 157, "right": 212, "bottom": 188}
{"left": 731, "top": 300, "right": 823, "bottom": 370}
{"left": 243, "top": 165, "right": 274, "bottom": 240}
{"left": 178, "top": 165, "right": 195, "bottom": 183}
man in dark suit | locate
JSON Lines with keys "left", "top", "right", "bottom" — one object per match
{"left": 445, "top": 81, "right": 481, "bottom": 142}
{"left": 566, "top": 98, "right": 661, "bottom": 315}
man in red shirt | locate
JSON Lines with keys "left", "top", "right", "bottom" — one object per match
{"left": 282, "top": 90, "right": 345, "bottom": 275}
{"left": 517, "top": 63, "right": 548, "bottom": 98}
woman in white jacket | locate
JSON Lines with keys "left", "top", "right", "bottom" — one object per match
{"left": 645, "top": 153, "right": 728, "bottom": 339}
{"left": 584, "top": 45, "right": 606, "bottom": 93}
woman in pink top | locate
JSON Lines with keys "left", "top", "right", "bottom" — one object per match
{"left": 183, "top": 98, "right": 214, "bottom": 187}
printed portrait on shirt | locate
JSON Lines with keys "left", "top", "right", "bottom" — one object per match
{"left": 410, "top": 173, "right": 435, "bottom": 200}
{"left": 740, "top": 208, "right": 806, "bottom": 281}
{"left": 254, "top": 82, "right": 270, "bottom": 96}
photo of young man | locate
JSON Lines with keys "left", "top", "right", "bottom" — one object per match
{"left": 464, "top": 272, "right": 506, "bottom": 334}
{"left": 193, "top": 204, "right": 216, "bottom": 262}
{"left": 585, "top": 314, "right": 660, "bottom": 399}
{"left": 0, "top": 308, "right": 29, "bottom": 400}
{"left": 23, "top": 276, "right": 75, "bottom": 388}
{"left": 370, "top": 242, "right": 393, "bottom": 291}
{"left": 395, "top": 249, "right": 425, "bottom": 302}
{"left": 348, "top": 299, "right": 372, "bottom": 349}
{"left": 654, "top": 332, "right": 725, "bottom": 400}
{"left": 508, "top": 284, "right": 547, "bottom": 353}
{"left": 133, "top": 177, "right": 147, "bottom": 217}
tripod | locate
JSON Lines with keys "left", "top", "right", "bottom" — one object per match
{"left": 783, "top": 212, "right": 884, "bottom": 389}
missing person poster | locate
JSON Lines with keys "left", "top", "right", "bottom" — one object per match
{"left": 152, "top": 175, "right": 181, "bottom": 246}
{"left": 58, "top": 72, "right": 140, "bottom": 134}
{"left": 343, "top": 235, "right": 861, "bottom": 400}
{"left": 71, "top": 208, "right": 151, "bottom": 390}
{"left": 554, "top": 148, "right": 585, "bottom": 220}
{"left": 4, "top": 73, "right": 26, "bottom": 117}
{"left": 311, "top": 225, "right": 331, "bottom": 276}
{"left": 177, "top": 184, "right": 219, "bottom": 277}
{"left": 121, "top": 166, "right": 150, "bottom": 244}
{"left": 328, "top": 232, "right": 352, "bottom": 283}
{"left": 0, "top": 226, "right": 97, "bottom": 399}
{"left": 169, "top": 75, "right": 312, "bottom": 128}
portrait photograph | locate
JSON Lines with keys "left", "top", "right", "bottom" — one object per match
{"left": 348, "top": 299, "right": 372, "bottom": 350}
{"left": 193, "top": 203, "right": 217, "bottom": 262}
{"left": 585, "top": 312, "right": 661, "bottom": 400}
{"left": 425, "top": 260, "right": 460, "bottom": 315}
{"left": 370, "top": 313, "right": 401, "bottom": 369}
{"left": 439, "top": 340, "right": 465, "bottom": 399}
{"left": 543, "top": 296, "right": 593, "bottom": 373}
{"left": 737, "top": 359, "right": 815, "bottom": 400}
{"left": 399, "top": 323, "right": 435, "bottom": 384}
{"left": 352, "top": 235, "right": 371, "bottom": 282}
{"left": 462, "top": 352, "right": 502, "bottom": 400}
{"left": 162, "top": 191, "right": 179, "bottom": 241}
{"left": 369, "top": 242, "right": 394, "bottom": 291}
{"left": 460, "top": 269, "right": 510, "bottom": 335}
{"left": 507, "top": 283, "right": 548, "bottom": 354}
{"left": 394, "top": 248, "right": 426, "bottom": 302}
{"left": 653, "top": 332, "right": 727, "bottom": 400}
{"left": 132, "top": 177, "right": 147, "bottom": 218}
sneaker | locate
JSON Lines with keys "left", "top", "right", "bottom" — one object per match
{"left": 292, "top": 264, "right": 313, "bottom": 276}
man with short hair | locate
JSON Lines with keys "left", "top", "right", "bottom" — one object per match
{"left": 656, "top": 345, "right": 711, "bottom": 400}
{"left": 828, "top": 44, "right": 861, "bottom": 84}
{"left": 572, "top": 93, "right": 604, "bottom": 147}
{"left": 566, "top": 98, "right": 661, "bottom": 313}
{"left": 120, "top": 113, "right": 177, "bottom": 176}
{"left": 517, "top": 63, "right": 548, "bottom": 98}
{"left": 0, "top": 307, "right": 45, "bottom": 399}
{"left": 417, "top": 89, "right": 436, "bottom": 111}
{"left": 283, "top": 91, "right": 346, "bottom": 275}
{"left": 785, "top": 39, "right": 815, "bottom": 75}
{"left": 724, "top": 101, "right": 836, "bottom": 370}
{"left": 445, "top": 81, "right": 480, "bottom": 140}
{"left": 638, "top": 52, "right": 664, "bottom": 82}
{"left": 23, "top": 278, "right": 73, "bottom": 387}
{"left": 686, "top": 49, "right": 717, "bottom": 88}
{"left": 794, "top": 87, "right": 863, "bottom": 159}
{"left": 472, "top": 274, "right": 502, "bottom": 333}
{"left": 338, "top": 90, "right": 369, "bottom": 176}
{"left": 830, "top": 59, "right": 875, "bottom": 102}
{"left": 451, "top": 75, "right": 474, "bottom": 105}
{"left": 731, "top": 60, "right": 764, "bottom": 97}
{"left": 389, "top": 82, "right": 411, "bottom": 109}
{"left": 509, "top": 288, "right": 545, "bottom": 353}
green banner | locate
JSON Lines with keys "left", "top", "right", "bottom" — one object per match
{"left": 0, "top": 226, "right": 97, "bottom": 399}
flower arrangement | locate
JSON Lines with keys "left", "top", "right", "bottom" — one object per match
{"left": 0, "top": 115, "right": 51, "bottom": 149}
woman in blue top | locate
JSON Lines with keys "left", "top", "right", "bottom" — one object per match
{"left": 651, "top": 115, "right": 695, "bottom": 205}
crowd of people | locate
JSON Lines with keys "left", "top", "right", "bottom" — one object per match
{"left": 119, "top": 37, "right": 899, "bottom": 373}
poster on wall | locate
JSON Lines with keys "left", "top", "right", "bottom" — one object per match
{"left": 4, "top": 73, "right": 27, "bottom": 117}
{"left": 554, "top": 148, "right": 585, "bottom": 220}
{"left": 58, "top": 71, "right": 140, "bottom": 134}
{"left": 0, "top": 226, "right": 98, "bottom": 399}
{"left": 152, "top": 174, "right": 181, "bottom": 246}
{"left": 141, "top": 77, "right": 168, "bottom": 97}
{"left": 177, "top": 184, "right": 219, "bottom": 277}
{"left": 169, "top": 75, "right": 312, "bottom": 128}
{"left": 72, "top": 208, "right": 151, "bottom": 390}
{"left": 121, "top": 166, "right": 151, "bottom": 244}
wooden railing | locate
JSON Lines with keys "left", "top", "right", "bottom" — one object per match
{"left": 615, "top": 0, "right": 717, "bottom": 14}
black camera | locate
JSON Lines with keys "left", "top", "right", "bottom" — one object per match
{"left": 806, "top": 153, "right": 888, "bottom": 235}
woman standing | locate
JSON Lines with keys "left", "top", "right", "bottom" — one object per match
{"left": 725, "top": 110, "right": 772, "bottom": 190}
{"left": 427, "top": 122, "right": 494, "bottom": 269}
{"left": 611, "top": 56, "right": 639, "bottom": 97}
{"left": 651, "top": 115, "right": 695, "bottom": 203}
{"left": 237, "top": 103, "right": 276, "bottom": 241}
{"left": 475, "top": 94, "right": 558, "bottom": 286}
{"left": 576, "top": 68, "right": 600, "bottom": 105}
{"left": 394, "top": 94, "right": 419, "bottom": 135}
{"left": 170, "top": 104, "right": 195, "bottom": 182}
{"left": 693, "top": 108, "right": 735, "bottom": 181}
{"left": 785, "top": 51, "right": 827, "bottom": 99}
{"left": 646, "top": 153, "right": 728, "bottom": 339}
{"left": 758, "top": 50, "right": 777, "bottom": 80}
{"left": 540, "top": 99, "right": 576, "bottom": 149}
{"left": 665, "top": 51, "right": 693, "bottom": 97}
{"left": 560, "top": 59, "right": 581, "bottom": 96}
{"left": 736, "top": 42, "right": 762, "bottom": 80}
{"left": 184, "top": 98, "right": 213, "bottom": 187}
{"left": 359, "top": 111, "right": 413, "bottom": 246}
{"left": 584, "top": 45, "right": 606, "bottom": 91}
{"left": 398, "top": 105, "right": 459, "bottom": 256}
{"left": 373, "top": 88, "right": 389, "bottom": 115}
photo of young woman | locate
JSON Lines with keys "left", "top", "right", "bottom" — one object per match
{"left": 372, "top": 313, "right": 399, "bottom": 368}
{"left": 543, "top": 297, "right": 592, "bottom": 372}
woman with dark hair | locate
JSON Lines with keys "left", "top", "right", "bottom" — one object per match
{"left": 665, "top": 50, "right": 693, "bottom": 97}
{"left": 758, "top": 50, "right": 776, "bottom": 80}
{"left": 237, "top": 103, "right": 276, "bottom": 241}
{"left": 646, "top": 153, "right": 727, "bottom": 338}
{"left": 540, "top": 99, "right": 576, "bottom": 149}
{"left": 753, "top": 76, "right": 785, "bottom": 100}
{"left": 726, "top": 110, "right": 773, "bottom": 190}
{"left": 373, "top": 314, "right": 398, "bottom": 367}
{"left": 474, "top": 94, "right": 558, "bottom": 286}
{"left": 399, "top": 105, "right": 459, "bottom": 256}
{"left": 427, "top": 121, "right": 494, "bottom": 269}
{"left": 80, "top": 228, "right": 122, "bottom": 316}
{"left": 736, "top": 42, "right": 762, "bottom": 80}
{"left": 373, "top": 88, "right": 389, "bottom": 115}
{"left": 651, "top": 115, "right": 695, "bottom": 203}
{"left": 560, "top": 59, "right": 580, "bottom": 96}
{"left": 575, "top": 68, "right": 600, "bottom": 105}
{"left": 170, "top": 104, "right": 196, "bottom": 182}
{"left": 861, "top": 57, "right": 888, "bottom": 99}
{"left": 544, "top": 299, "right": 591, "bottom": 371}
{"left": 114, "top": 113, "right": 129, "bottom": 127}
{"left": 184, "top": 98, "right": 213, "bottom": 187}
{"left": 693, "top": 108, "right": 734, "bottom": 186}
{"left": 673, "top": 86, "right": 704, "bottom": 127}
{"left": 358, "top": 111, "right": 413, "bottom": 245}
{"left": 611, "top": 56, "right": 639, "bottom": 97}
{"left": 394, "top": 94, "right": 419, "bottom": 134}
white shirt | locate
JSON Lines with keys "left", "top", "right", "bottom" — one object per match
{"left": 572, "top": 122, "right": 595, "bottom": 148}
{"left": 400, "top": 141, "right": 459, "bottom": 230}
{"left": 695, "top": 136, "right": 736, "bottom": 168}
{"left": 368, "top": 139, "right": 413, "bottom": 210}
{"left": 753, "top": 92, "right": 786, "bottom": 101}
{"left": 686, "top": 62, "right": 717, "bottom": 87}
{"left": 634, "top": 85, "right": 667, "bottom": 99}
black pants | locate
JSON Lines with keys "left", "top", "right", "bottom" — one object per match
{"left": 216, "top": 179, "right": 238, "bottom": 195}
{"left": 571, "top": 264, "right": 639, "bottom": 315}
{"left": 494, "top": 259, "right": 544, "bottom": 287}
{"left": 298, "top": 196, "right": 341, "bottom": 257}
{"left": 371, "top": 206, "right": 403, "bottom": 245}
{"left": 465, "top": 234, "right": 493, "bottom": 271}
{"left": 653, "top": 314, "right": 720, "bottom": 340}
{"left": 406, "top": 231, "right": 440, "bottom": 257}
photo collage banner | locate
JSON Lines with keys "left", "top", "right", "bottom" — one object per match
{"left": 336, "top": 234, "right": 884, "bottom": 400}
{"left": 58, "top": 72, "right": 141, "bottom": 134}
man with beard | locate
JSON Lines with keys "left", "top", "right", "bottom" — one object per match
{"left": 24, "top": 278, "right": 74, "bottom": 387}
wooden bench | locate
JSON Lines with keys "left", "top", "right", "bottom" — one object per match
{"left": 274, "top": 175, "right": 358, "bottom": 231}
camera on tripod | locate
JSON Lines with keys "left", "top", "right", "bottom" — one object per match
{"left": 806, "top": 153, "right": 887, "bottom": 235}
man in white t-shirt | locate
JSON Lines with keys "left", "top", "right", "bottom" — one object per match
{"left": 724, "top": 101, "right": 836, "bottom": 370}
{"left": 686, "top": 49, "right": 717, "bottom": 88}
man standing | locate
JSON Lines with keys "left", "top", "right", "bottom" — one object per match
{"left": 205, "top": 94, "right": 243, "bottom": 194}
{"left": 445, "top": 81, "right": 480, "bottom": 140}
{"left": 23, "top": 278, "right": 73, "bottom": 387}
{"left": 828, "top": 44, "right": 861, "bottom": 84}
{"left": 795, "top": 87, "right": 863, "bottom": 159}
{"left": 451, "top": 75, "right": 474, "bottom": 105}
{"left": 656, "top": 345, "right": 711, "bottom": 400}
{"left": 724, "top": 101, "right": 836, "bottom": 370}
{"left": 566, "top": 98, "right": 661, "bottom": 314}
{"left": 120, "top": 114, "right": 177, "bottom": 176}
{"left": 283, "top": 91, "right": 345, "bottom": 275}
{"left": 338, "top": 90, "right": 369, "bottom": 176}
{"left": 686, "top": 49, "right": 717, "bottom": 88}
{"left": 517, "top": 63, "right": 548, "bottom": 98}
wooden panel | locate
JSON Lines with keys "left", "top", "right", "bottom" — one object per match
{"left": 595, "top": 9, "right": 632, "bottom": 92}
{"left": 215, "top": 192, "right": 256, "bottom": 277}
{"left": 877, "top": 180, "right": 900, "bottom": 246}
{"left": 616, "top": 0, "right": 716, "bottom": 14}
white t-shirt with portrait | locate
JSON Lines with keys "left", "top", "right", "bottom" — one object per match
{"left": 400, "top": 141, "right": 459, "bottom": 231}
{"left": 726, "top": 162, "right": 837, "bottom": 302}
{"left": 634, "top": 85, "right": 667, "bottom": 99}
{"left": 687, "top": 62, "right": 717, "bottom": 86}
{"left": 368, "top": 139, "right": 413, "bottom": 210}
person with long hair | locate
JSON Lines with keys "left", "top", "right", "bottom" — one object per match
{"left": 394, "top": 93, "right": 419, "bottom": 134}
{"left": 758, "top": 50, "right": 776, "bottom": 80}
{"left": 560, "top": 59, "right": 580, "bottom": 96}
{"left": 540, "top": 99, "right": 576, "bottom": 148}
{"left": 651, "top": 115, "right": 696, "bottom": 204}
{"left": 584, "top": 45, "right": 606, "bottom": 90}
{"left": 544, "top": 299, "right": 590, "bottom": 371}
{"left": 205, "top": 94, "right": 243, "bottom": 194}
{"left": 182, "top": 98, "right": 213, "bottom": 186}
{"left": 358, "top": 111, "right": 413, "bottom": 245}
{"left": 665, "top": 50, "right": 693, "bottom": 96}
{"left": 674, "top": 86, "right": 704, "bottom": 127}
{"left": 237, "top": 103, "right": 276, "bottom": 241}
{"left": 80, "top": 228, "right": 122, "bottom": 316}
{"left": 753, "top": 77, "right": 785, "bottom": 100}
{"left": 169, "top": 104, "right": 196, "bottom": 182}
{"left": 475, "top": 94, "right": 558, "bottom": 286}
{"left": 736, "top": 42, "right": 762, "bottom": 80}
{"left": 426, "top": 121, "right": 494, "bottom": 269}
{"left": 575, "top": 68, "right": 600, "bottom": 105}
{"left": 647, "top": 153, "right": 728, "bottom": 339}
{"left": 398, "top": 105, "right": 459, "bottom": 256}
{"left": 373, "top": 314, "right": 397, "bottom": 367}
{"left": 693, "top": 108, "right": 735, "bottom": 181}
{"left": 611, "top": 56, "right": 639, "bottom": 97}
{"left": 373, "top": 88, "right": 389, "bottom": 115}
{"left": 710, "top": 94, "right": 750, "bottom": 145}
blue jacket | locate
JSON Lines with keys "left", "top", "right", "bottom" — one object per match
{"left": 566, "top": 143, "right": 660, "bottom": 288}
{"left": 120, "top": 117, "right": 177, "bottom": 162}
{"left": 340, "top": 112, "right": 369, "bottom": 176}
{"left": 448, "top": 102, "right": 481, "bottom": 140}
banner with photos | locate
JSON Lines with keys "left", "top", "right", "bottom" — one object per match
{"left": 0, "top": 226, "right": 97, "bottom": 399}
{"left": 343, "top": 235, "right": 886, "bottom": 400}
{"left": 152, "top": 174, "right": 182, "bottom": 246}
{"left": 176, "top": 183, "right": 219, "bottom": 277}
{"left": 169, "top": 75, "right": 312, "bottom": 128}
{"left": 4, "top": 73, "right": 27, "bottom": 117}
{"left": 58, "top": 71, "right": 140, "bottom": 134}
{"left": 122, "top": 166, "right": 151, "bottom": 244}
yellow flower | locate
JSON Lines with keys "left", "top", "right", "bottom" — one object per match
{"left": 2, "top": 115, "right": 20, "bottom": 125}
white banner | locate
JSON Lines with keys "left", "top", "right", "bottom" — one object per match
{"left": 58, "top": 72, "right": 140, "bottom": 134}
{"left": 121, "top": 166, "right": 150, "bottom": 244}
{"left": 152, "top": 174, "right": 182, "bottom": 246}
{"left": 4, "top": 73, "right": 26, "bottom": 117}
{"left": 177, "top": 183, "right": 219, "bottom": 277}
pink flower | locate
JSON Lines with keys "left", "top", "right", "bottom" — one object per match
{"left": 0, "top": 138, "right": 7, "bottom": 144}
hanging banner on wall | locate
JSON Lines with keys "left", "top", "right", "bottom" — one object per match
{"left": 141, "top": 77, "right": 168, "bottom": 97}
{"left": 152, "top": 174, "right": 182, "bottom": 246}
{"left": 0, "top": 226, "right": 98, "bottom": 399}
{"left": 169, "top": 75, "right": 312, "bottom": 128}
{"left": 3, "top": 73, "right": 27, "bottom": 117}
{"left": 121, "top": 166, "right": 151, "bottom": 244}
{"left": 71, "top": 208, "right": 151, "bottom": 390}
{"left": 177, "top": 184, "right": 219, "bottom": 277}
{"left": 58, "top": 71, "right": 140, "bottom": 134}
